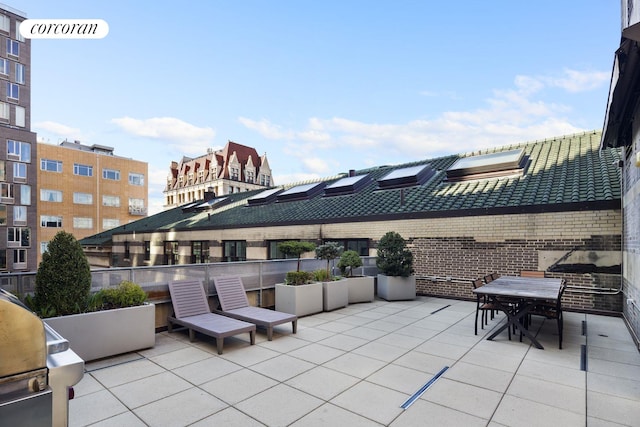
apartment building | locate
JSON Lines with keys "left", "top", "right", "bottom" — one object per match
{"left": 164, "top": 141, "right": 273, "bottom": 208}
{"left": 37, "top": 140, "right": 147, "bottom": 263}
{"left": 0, "top": 4, "right": 37, "bottom": 271}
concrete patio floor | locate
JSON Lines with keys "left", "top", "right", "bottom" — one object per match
{"left": 69, "top": 297, "right": 640, "bottom": 426}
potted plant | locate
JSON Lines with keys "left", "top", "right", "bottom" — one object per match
{"left": 315, "top": 242, "right": 348, "bottom": 311}
{"left": 31, "top": 231, "right": 155, "bottom": 361}
{"left": 376, "top": 231, "right": 416, "bottom": 301}
{"left": 275, "top": 240, "right": 323, "bottom": 316}
{"left": 338, "top": 250, "right": 374, "bottom": 303}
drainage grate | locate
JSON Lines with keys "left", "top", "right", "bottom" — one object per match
{"left": 430, "top": 305, "right": 451, "bottom": 315}
{"left": 401, "top": 366, "right": 449, "bottom": 409}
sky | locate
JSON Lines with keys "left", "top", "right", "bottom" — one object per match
{"left": 15, "top": 1, "right": 621, "bottom": 215}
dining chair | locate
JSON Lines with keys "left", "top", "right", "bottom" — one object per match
{"left": 520, "top": 270, "right": 545, "bottom": 278}
{"left": 527, "top": 280, "right": 567, "bottom": 349}
{"left": 472, "top": 278, "right": 501, "bottom": 335}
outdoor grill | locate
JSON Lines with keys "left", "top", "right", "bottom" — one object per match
{"left": 0, "top": 289, "right": 84, "bottom": 427}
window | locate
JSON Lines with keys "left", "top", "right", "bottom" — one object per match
{"left": 73, "top": 163, "right": 93, "bottom": 177}
{"left": 124, "top": 241, "right": 130, "bottom": 259}
{"left": 16, "top": 20, "right": 24, "bottom": 42}
{"left": 324, "top": 175, "right": 371, "bottom": 197}
{"left": 102, "top": 195, "right": 120, "bottom": 207}
{"left": 7, "top": 140, "right": 30, "bottom": 162}
{"left": 144, "top": 241, "right": 151, "bottom": 261}
{"left": 13, "top": 162, "right": 26, "bottom": 181}
{"left": 191, "top": 241, "right": 209, "bottom": 264}
{"left": 7, "top": 227, "right": 29, "bottom": 247}
{"left": 40, "top": 189, "right": 62, "bottom": 202}
{"left": 0, "top": 161, "right": 4, "bottom": 181}
{"left": 13, "top": 249, "right": 26, "bottom": 267}
{"left": 73, "top": 192, "right": 93, "bottom": 204}
{"left": 1, "top": 182, "right": 13, "bottom": 199}
{"left": 6, "top": 39, "right": 18, "bottom": 57}
{"left": 223, "top": 240, "right": 246, "bottom": 262}
{"left": 0, "top": 205, "right": 5, "bottom": 225}
{"left": 377, "top": 164, "right": 435, "bottom": 190}
{"left": 129, "top": 172, "right": 144, "bottom": 186}
{"left": 164, "top": 241, "right": 179, "bottom": 265}
{"left": 6, "top": 82, "right": 18, "bottom": 99}
{"left": 41, "top": 159, "right": 62, "bottom": 172}
{"left": 0, "top": 58, "right": 7, "bottom": 75}
{"left": 246, "top": 170, "right": 254, "bottom": 183}
{"left": 40, "top": 242, "right": 48, "bottom": 254}
{"left": 73, "top": 217, "right": 93, "bottom": 229}
{"left": 260, "top": 174, "right": 271, "bottom": 186}
{"left": 129, "top": 198, "right": 145, "bottom": 215}
{"left": 0, "top": 250, "right": 5, "bottom": 270}
{"left": 102, "top": 218, "right": 119, "bottom": 230}
{"left": 14, "top": 106, "right": 24, "bottom": 127}
{"left": 20, "top": 185, "right": 29, "bottom": 205}
{"left": 268, "top": 240, "right": 290, "bottom": 259}
{"left": 0, "top": 102, "right": 8, "bottom": 122}
{"left": 15, "top": 63, "right": 25, "bottom": 84}
{"left": 276, "top": 182, "right": 326, "bottom": 202}
{"left": 13, "top": 206, "right": 26, "bottom": 225}
{"left": 41, "top": 215, "right": 62, "bottom": 228}
{"left": 446, "top": 148, "right": 527, "bottom": 182}
{"left": 102, "top": 168, "right": 120, "bottom": 180}
{"left": 230, "top": 167, "right": 239, "bottom": 180}
{"left": 0, "top": 15, "right": 9, "bottom": 32}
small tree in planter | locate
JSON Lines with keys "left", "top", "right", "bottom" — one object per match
{"left": 376, "top": 231, "right": 416, "bottom": 301}
{"left": 315, "top": 242, "right": 344, "bottom": 280}
{"left": 339, "top": 250, "right": 374, "bottom": 303}
{"left": 34, "top": 231, "right": 91, "bottom": 317}
{"left": 275, "top": 240, "right": 322, "bottom": 316}
{"left": 315, "top": 242, "right": 347, "bottom": 311}
{"left": 338, "top": 250, "right": 363, "bottom": 277}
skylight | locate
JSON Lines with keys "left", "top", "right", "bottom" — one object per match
{"left": 377, "top": 164, "right": 435, "bottom": 190}
{"left": 446, "top": 148, "right": 526, "bottom": 181}
{"left": 276, "top": 182, "right": 326, "bottom": 202}
{"left": 247, "top": 188, "right": 283, "bottom": 206}
{"left": 324, "top": 174, "right": 371, "bottom": 196}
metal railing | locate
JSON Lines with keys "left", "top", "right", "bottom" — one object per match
{"left": 0, "top": 256, "right": 379, "bottom": 300}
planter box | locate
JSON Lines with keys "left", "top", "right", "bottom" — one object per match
{"left": 322, "top": 279, "right": 349, "bottom": 311}
{"left": 377, "top": 274, "right": 416, "bottom": 301}
{"left": 275, "top": 282, "right": 323, "bottom": 317}
{"left": 345, "top": 276, "right": 375, "bottom": 303}
{"left": 45, "top": 303, "right": 155, "bottom": 362}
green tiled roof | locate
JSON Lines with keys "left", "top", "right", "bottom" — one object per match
{"left": 80, "top": 131, "right": 622, "bottom": 246}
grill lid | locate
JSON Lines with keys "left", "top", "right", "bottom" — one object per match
{"left": 0, "top": 290, "right": 47, "bottom": 378}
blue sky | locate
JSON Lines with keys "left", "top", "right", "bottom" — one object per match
{"left": 17, "top": 1, "right": 620, "bottom": 214}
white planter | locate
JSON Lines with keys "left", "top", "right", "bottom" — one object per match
{"left": 275, "top": 282, "right": 323, "bottom": 317}
{"left": 376, "top": 274, "right": 416, "bottom": 301}
{"left": 45, "top": 303, "right": 155, "bottom": 362}
{"left": 345, "top": 276, "right": 375, "bottom": 303}
{"left": 322, "top": 279, "right": 349, "bottom": 311}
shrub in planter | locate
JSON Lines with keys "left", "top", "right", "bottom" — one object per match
{"left": 376, "top": 231, "right": 414, "bottom": 277}
{"left": 315, "top": 242, "right": 343, "bottom": 280}
{"left": 33, "top": 231, "right": 91, "bottom": 317}
{"left": 376, "top": 231, "right": 416, "bottom": 301}
{"left": 285, "top": 271, "right": 314, "bottom": 286}
{"left": 338, "top": 250, "right": 363, "bottom": 277}
{"left": 89, "top": 281, "right": 148, "bottom": 311}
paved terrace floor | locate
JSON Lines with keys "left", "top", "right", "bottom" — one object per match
{"left": 69, "top": 297, "right": 640, "bottom": 427}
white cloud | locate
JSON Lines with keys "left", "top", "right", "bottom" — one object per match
{"left": 33, "top": 121, "right": 83, "bottom": 140}
{"left": 111, "top": 117, "right": 216, "bottom": 155}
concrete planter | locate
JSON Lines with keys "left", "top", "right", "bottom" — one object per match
{"left": 322, "top": 278, "right": 349, "bottom": 311}
{"left": 376, "top": 274, "right": 416, "bottom": 301}
{"left": 345, "top": 276, "right": 375, "bottom": 303}
{"left": 45, "top": 303, "right": 155, "bottom": 362}
{"left": 275, "top": 282, "right": 323, "bottom": 317}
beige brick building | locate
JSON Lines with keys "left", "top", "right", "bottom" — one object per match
{"left": 37, "top": 140, "right": 147, "bottom": 263}
{"left": 82, "top": 131, "right": 623, "bottom": 313}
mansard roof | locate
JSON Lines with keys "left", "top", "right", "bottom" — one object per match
{"left": 83, "top": 131, "right": 622, "bottom": 245}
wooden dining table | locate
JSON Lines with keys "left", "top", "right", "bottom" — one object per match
{"left": 472, "top": 276, "right": 564, "bottom": 349}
